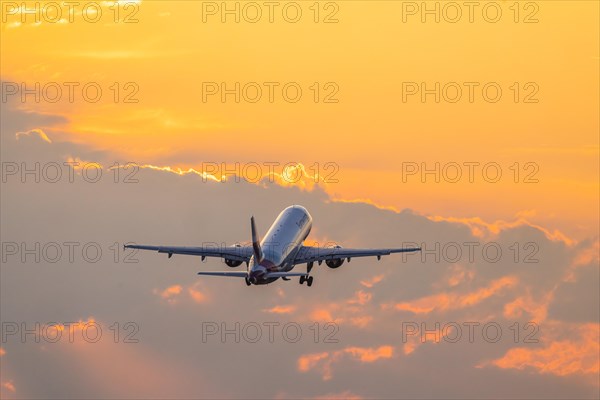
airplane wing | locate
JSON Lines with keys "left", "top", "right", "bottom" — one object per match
{"left": 124, "top": 244, "right": 253, "bottom": 262}
{"left": 196, "top": 271, "right": 248, "bottom": 277}
{"left": 195, "top": 271, "right": 308, "bottom": 280}
{"left": 293, "top": 245, "right": 421, "bottom": 265}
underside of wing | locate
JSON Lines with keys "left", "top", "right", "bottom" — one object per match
{"left": 293, "top": 245, "right": 421, "bottom": 265}
{"left": 124, "top": 244, "right": 253, "bottom": 262}
{"left": 196, "top": 271, "right": 248, "bottom": 277}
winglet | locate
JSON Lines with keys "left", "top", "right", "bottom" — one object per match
{"left": 251, "top": 216, "right": 263, "bottom": 262}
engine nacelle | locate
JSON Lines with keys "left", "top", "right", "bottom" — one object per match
{"left": 225, "top": 258, "right": 242, "bottom": 268}
{"left": 325, "top": 245, "right": 344, "bottom": 269}
{"left": 225, "top": 244, "right": 243, "bottom": 267}
{"left": 325, "top": 258, "right": 344, "bottom": 269}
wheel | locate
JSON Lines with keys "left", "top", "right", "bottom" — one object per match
{"left": 245, "top": 277, "right": 251, "bottom": 286}
{"left": 299, "top": 276, "right": 305, "bottom": 284}
{"left": 307, "top": 276, "right": 314, "bottom": 287}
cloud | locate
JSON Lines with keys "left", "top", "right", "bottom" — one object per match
{"left": 487, "top": 323, "right": 599, "bottom": 378}
{"left": 385, "top": 276, "right": 518, "bottom": 315}
{"left": 402, "top": 324, "right": 457, "bottom": 355}
{"left": 188, "top": 287, "right": 208, "bottom": 304}
{"left": 0, "top": 347, "right": 15, "bottom": 397}
{"left": 298, "top": 352, "right": 330, "bottom": 374}
{"left": 565, "top": 240, "right": 600, "bottom": 282}
{"left": 262, "top": 305, "right": 297, "bottom": 314}
{"left": 306, "top": 291, "right": 373, "bottom": 327}
{"left": 71, "top": 50, "right": 156, "bottom": 59}
{"left": 571, "top": 240, "right": 600, "bottom": 268}
{"left": 344, "top": 345, "right": 394, "bottom": 362}
{"left": 87, "top": 160, "right": 333, "bottom": 194}
{"left": 503, "top": 289, "right": 555, "bottom": 322}
{"left": 154, "top": 285, "right": 183, "bottom": 304}
{"left": 15, "top": 128, "right": 52, "bottom": 143}
{"left": 1, "top": 119, "right": 598, "bottom": 398}
{"left": 359, "top": 274, "right": 384, "bottom": 288}
{"left": 154, "top": 284, "right": 211, "bottom": 305}
{"left": 445, "top": 264, "right": 475, "bottom": 287}
{"left": 312, "top": 391, "right": 362, "bottom": 400}
{"left": 2, "top": 381, "right": 16, "bottom": 393}
{"left": 133, "top": 164, "right": 220, "bottom": 182}
{"left": 298, "top": 346, "right": 394, "bottom": 381}
{"left": 266, "top": 163, "right": 325, "bottom": 191}
{"left": 5, "top": 21, "right": 22, "bottom": 29}
{"left": 349, "top": 316, "right": 372, "bottom": 328}
{"left": 346, "top": 290, "right": 372, "bottom": 306}
{"left": 310, "top": 308, "right": 337, "bottom": 323}
{"left": 427, "top": 215, "right": 575, "bottom": 246}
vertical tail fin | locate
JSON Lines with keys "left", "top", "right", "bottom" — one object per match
{"left": 251, "top": 216, "right": 263, "bottom": 262}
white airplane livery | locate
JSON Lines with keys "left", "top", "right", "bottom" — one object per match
{"left": 125, "top": 205, "right": 420, "bottom": 287}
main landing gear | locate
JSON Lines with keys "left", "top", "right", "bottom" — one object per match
{"left": 299, "top": 261, "right": 314, "bottom": 287}
{"left": 299, "top": 275, "right": 314, "bottom": 287}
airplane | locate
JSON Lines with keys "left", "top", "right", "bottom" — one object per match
{"left": 125, "top": 205, "right": 421, "bottom": 287}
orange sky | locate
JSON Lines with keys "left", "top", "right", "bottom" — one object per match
{"left": 1, "top": 0, "right": 598, "bottom": 241}
{"left": 1, "top": 3, "right": 599, "bottom": 391}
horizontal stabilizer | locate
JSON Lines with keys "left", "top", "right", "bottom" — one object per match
{"left": 197, "top": 271, "right": 248, "bottom": 277}
{"left": 265, "top": 272, "right": 308, "bottom": 278}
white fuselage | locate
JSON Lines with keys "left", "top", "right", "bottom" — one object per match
{"left": 248, "top": 205, "right": 312, "bottom": 284}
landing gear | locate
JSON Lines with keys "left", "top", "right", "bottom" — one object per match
{"left": 299, "top": 262, "right": 315, "bottom": 287}
{"left": 245, "top": 276, "right": 251, "bottom": 286}
{"left": 299, "top": 275, "right": 314, "bottom": 287}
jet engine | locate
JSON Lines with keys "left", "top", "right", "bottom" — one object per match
{"left": 325, "top": 245, "right": 344, "bottom": 269}
{"left": 224, "top": 244, "right": 243, "bottom": 267}
{"left": 224, "top": 259, "right": 242, "bottom": 267}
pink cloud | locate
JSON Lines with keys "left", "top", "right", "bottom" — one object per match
{"left": 298, "top": 346, "right": 394, "bottom": 380}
